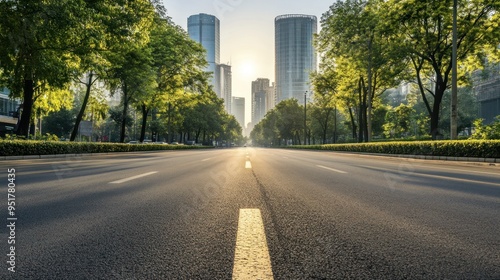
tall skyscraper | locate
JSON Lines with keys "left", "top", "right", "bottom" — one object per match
{"left": 275, "top": 14, "right": 317, "bottom": 103}
{"left": 187, "top": 13, "right": 220, "bottom": 95}
{"left": 218, "top": 64, "right": 232, "bottom": 113}
{"left": 231, "top": 97, "right": 245, "bottom": 128}
{"left": 252, "top": 78, "right": 275, "bottom": 125}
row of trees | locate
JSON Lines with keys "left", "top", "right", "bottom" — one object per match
{"left": 310, "top": 0, "right": 499, "bottom": 142}
{"left": 250, "top": 85, "right": 480, "bottom": 146}
{"left": 0, "top": 0, "right": 242, "bottom": 144}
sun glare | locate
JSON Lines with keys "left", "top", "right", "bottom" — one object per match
{"left": 240, "top": 61, "right": 256, "bottom": 78}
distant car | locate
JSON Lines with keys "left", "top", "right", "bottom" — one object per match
{"left": 142, "top": 140, "right": 152, "bottom": 144}
{"left": 128, "top": 141, "right": 138, "bottom": 144}
{"left": 186, "top": 140, "right": 196, "bottom": 145}
{"left": 170, "top": 142, "right": 179, "bottom": 145}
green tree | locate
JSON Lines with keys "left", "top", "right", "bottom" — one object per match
{"left": 42, "top": 109, "right": 75, "bottom": 139}
{"left": 385, "top": 0, "right": 500, "bottom": 139}
{"left": 142, "top": 17, "right": 208, "bottom": 143}
{"left": 471, "top": 116, "right": 500, "bottom": 139}
{"left": 318, "top": 0, "right": 407, "bottom": 142}
{"left": 383, "top": 104, "right": 416, "bottom": 138}
{"left": 311, "top": 65, "right": 338, "bottom": 144}
{"left": 250, "top": 99, "right": 304, "bottom": 146}
{"left": 0, "top": 0, "right": 85, "bottom": 137}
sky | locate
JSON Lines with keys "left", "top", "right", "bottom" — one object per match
{"left": 163, "top": 0, "right": 335, "bottom": 126}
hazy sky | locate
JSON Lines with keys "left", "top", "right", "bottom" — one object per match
{"left": 163, "top": 0, "right": 334, "bottom": 126}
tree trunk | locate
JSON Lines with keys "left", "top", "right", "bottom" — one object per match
{"left": 71, "top": 72, "right": 94, "bottom": 141}
{"left": 120, "top": 83, "right": 129, "bottom": 143}
{"left": 358, "top": 77, "right": 365, "bottom": 142}
{"left": 366, "top": 40, "right": 373, "bottom": 142}
{"left": 139, "top": 104, "right": 148, "bottom": 142}
{"left": 430, "top": 86, "right": 445, "bottom": 140}
{"left": 348, "top": 107, "right": 357, "bottom": 141}
{"left": 167, "top": 103, "right": 172, "bottom": 143}
{"left": 195, "top": 128, "right": 201, "bottom": 143}
{"left": 333, "top": 106, "right": 337, "bottom": 144}
{"left": 16, "top": 79, "right": 34, "bottom": 137}
{"left": 322, "top": 109, "right": 331, "bottom": 144}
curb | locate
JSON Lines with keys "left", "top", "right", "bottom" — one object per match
{"left": 0, "top": 148, "right": 213, "bottom": 161}
{"left": 283, "top": 149, "right": 500, "bottom": 166}
{"left": 335, "top": 152, "right": 500, "bottom": 165}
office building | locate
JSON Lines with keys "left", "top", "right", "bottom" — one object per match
{"left": 232, "top": 97, "right": 245, "bottom": 128}
{"left": 275, "top": 14, "right": 317, "bottom": 102}
{"left": 218, "top": 64, "right": 232, "bottom": 113}
{"left": 0, "top": 88, "right": 20, "bottom": 136}
{"left": 475, "top": 63, "right": 500, "bottom": 124}
{"left": 188, "top": 13, "right": 221, "bottom": 95}
{"left": 252, "top": 78, "right": 274, "bottom": 125}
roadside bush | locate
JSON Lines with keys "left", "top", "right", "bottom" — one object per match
{"left": 471, "top": 117, "right": 500, "bottom": 140}
{"left": 288, "top": 140, "right": 500, "bottom": 158}
{"left": 0, "top": 140, "right": 213, "bottom": 157}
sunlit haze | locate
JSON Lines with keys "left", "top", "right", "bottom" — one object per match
{"left": 163, "top": 0, "right": 334, "bottom": 127}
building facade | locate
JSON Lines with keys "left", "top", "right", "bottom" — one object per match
{"left": 474, "top": 64, "right": 500, "bottom": 124}
{"left": 275, "top": 14, "right": 317, "bottom": 103}
{"left": 218, "top": 64, "right": 232, "bottom": 113}
{"left": 0, "top": 88, "right": 20, "bottom": 136}
{"left": 231, "top": 97, "right": 245, "bottom": 128}
{"left": 188, "top": 13, "right": 221, "bottom": 95}
{"left": 251, "top": 78, "right": 275, "bottom": 125}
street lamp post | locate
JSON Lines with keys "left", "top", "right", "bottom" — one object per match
{"left": 304, "top": 91, "right": 307, "bottom": 145}
{"left": 451, "top": 0, "right": 458, "bottom": 140}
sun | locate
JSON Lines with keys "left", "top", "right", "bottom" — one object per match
{"left": 240, "top": 61, "right": 256, "bottom": 78}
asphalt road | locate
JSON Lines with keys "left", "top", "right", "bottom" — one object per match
{"left": 1, "top": 148, "right": 499, "bottom": 279}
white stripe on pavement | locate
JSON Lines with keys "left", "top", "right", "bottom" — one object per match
{"left": 317, "top": 165, "right": 347, "bottom": 174}
{"left": 232, "top": 209, "right": 273, "bottom": 280}
{"left": 245, "top": 161, "right": 252, "bottom": 169}
{"left": 201, "top": 158, "right": 213, "bottom": 162}
{"left": 109, "top": 171, "right": 158, "bottom": 184}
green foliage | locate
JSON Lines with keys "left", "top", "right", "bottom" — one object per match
{"left": 383, "top": 0, "right": 500, "bottom": 139}
{"left": 251, "top": 99, "right": 305, "bottom": 146}
{"left": 383, "top": 104, "right": 416, "bottom": 138}
{"left": 315, "top": 0, "right": 499, "bottom": 141}
{"left": 43, "top": 109, "right": 75, "bottom": 138}
{"left": 288, "top": 140, "right": 500, "bottom": 158}
{"left": 0, "top": 140, "right": 213, "bottom": 157}
{"left": 471, "top": 117, "right": 500, "bottom": 140}
{"left": 317, "top": 0, "right": 409, "bottom": 142}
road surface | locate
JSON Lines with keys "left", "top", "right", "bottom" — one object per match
{"left": 1, "top": 148, "right": 499, "bottom": 279}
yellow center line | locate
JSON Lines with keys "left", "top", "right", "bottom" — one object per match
{"left": 232, "top": 209, "right": 274, "bottom": 280}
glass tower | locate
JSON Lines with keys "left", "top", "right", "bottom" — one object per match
{"left": 187, "top": 14, "right": 220, "bottom": 94}
{"left": 275, "top": 14, "right": 317, "bottom": 103}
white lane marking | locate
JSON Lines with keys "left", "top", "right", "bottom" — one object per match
{"left": 358, "top": 165, "right": 500, "bottom": 187}
{"left": 232, "top": 209, "right": 273, "bottom": 280}
{"left": 422, "top": 165, "right": 500, "bottom": 177}
{"left": 109, "top": 171, "right": 158, "bottom": 184}
{"left": 317, "top": 165, "right": 347, "bottom": 174}
{"left": 201, "top": 158, "right": 213, "bottom": 162}
{"left": 245, "top": 161, "right": 252, "bottom": 169}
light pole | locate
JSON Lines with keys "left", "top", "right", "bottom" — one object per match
{"left": 451, "top": 0, "right": 458, "bottom": 140}
{"left": 304, "top": 91, "right": 307, "bottom": 145}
